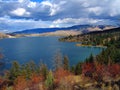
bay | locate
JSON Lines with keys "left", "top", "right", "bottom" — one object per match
{"left": 0, "top": 36, "right": 103, "bottom": 71}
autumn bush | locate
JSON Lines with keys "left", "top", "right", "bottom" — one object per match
{"left": 82, "top": 63, "right": 96, "bottom": 78}
{"left": 108, "top": 64, "right": 120, "bottom": 77}
{"left": 54, "top": 68, "right": 71, "bottom": 85}
{"left": 82, "top": 62, "right": 120, "bottom": 83}
{"left": 13, "top": 76, "right": 27, "bottom": 90}
{"left": 30, "top": 73, "right": 44, "bottom": 85}
{"left": 93, "top": 64, "right": 105, "bottom": 82}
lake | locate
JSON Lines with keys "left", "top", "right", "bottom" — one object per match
{"left": 0, "top": 36, "right": 103, "bottom": 71}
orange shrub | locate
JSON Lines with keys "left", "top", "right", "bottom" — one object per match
{"left": 31, "top": 73, "right": 44, "bottom": 84}
{"left": 82, "top": 63, "right": 120, "bottom": 81}
{"left": 14, "top": 76, "right": 27, "bottom": 90}
{"left": 82, "top": 63, "right": 95, "bottom": 77}
{"left": 108, "top": 64, "right": 120, "bottom": 77}
{"left": 54, "top": 68, "right": 71, "bottom": 84}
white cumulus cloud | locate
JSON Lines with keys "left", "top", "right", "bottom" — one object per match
{"left": 28, "top": 2, "right": 37, "bottom": 8}
{"left": 11, "top": 8, "right": 30, "bottom": 16}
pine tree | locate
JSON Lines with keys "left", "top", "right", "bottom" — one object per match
{"left": 45, "top": 70, "right": 54, "bottom": 90}
{"left": 40, "top": 63, "right": 48, "bottom": 80}
{"left": 53, "top": 50, "right": 63, "bottom": 70}
{"left": 75, "top": 62, "right": 82, "bottom": 75}
{"left": 86, "top": 54, "right": 94, "bottom": 63}
{"left": 63, "top": 55, "right": 69, "bottom": 70}
{"left": 9, "top": 61, "right": 20, "bottom": 80}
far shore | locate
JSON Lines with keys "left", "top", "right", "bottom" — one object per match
{"left": 76, "top": 43, "right": 107, "bottom": 48}
{"left": 0, "top": 30, "right": 81, "bottom": 39}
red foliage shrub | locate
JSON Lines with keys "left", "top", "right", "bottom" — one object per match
{"left": 26, "top": 74, "right": 44, "bottom": 90}
{"left": 108, "top": 64, "right": 120, "bottom": 77}
{"left": 0, "top": 78, "right": 3, "bottom": 84}
{"left": 0, "top": 78, "right": 11, "bottom": 90}
{"left": 31, "top": 73, "right": 44, "bottom": 84}
{"left": 54, "top": 68, "right": 71, "bottom": 84}
{"left": 82, "top": 63, "right": 120, "bottom": 82}
{"left": 95, "top": 64, "right": 104, "bottom": 75}
{"left": 14, "top": 76, "right": 27, "bottom": 90}
{"left": 82, "top": 63, "right": 95, "bottom": 77}
{"left": 94, "top": 64, "right": 105, "bottom": 81}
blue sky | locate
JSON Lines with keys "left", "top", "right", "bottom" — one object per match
{"left": 0, "top": 0, "right": 120, "bottom": 32}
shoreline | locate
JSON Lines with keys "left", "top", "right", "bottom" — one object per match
{"left": 76, "top": 43, "right": 107, "bottom": 48}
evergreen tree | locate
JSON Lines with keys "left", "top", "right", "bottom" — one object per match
{"left": 86, "top": 54, "right": 94, "bottom": 63}
{"left": 70, "top": 65, "right": 75, "bottom": 74}
{"left": 29, "top": 61, "right": 38, "bottom": 73}
{"left": 9, "top": 61, "right": 20, "bottom": 80}
{"left": 21, "top": 64, "right": 32, "bottom": 79}
{"left": 40, "top": 63, "right": 48, "bottom": 80}
{"left": 53, "top": 50, "right": 63, "bottom": 70}
{"left": 75, "top": 62, "right": 82, "bottom": 75}
{"left": 45, "top": 70, "right": 54, "bottom": 90}
{"left": 63, "top": 55, "right": 69, "bottom": 70}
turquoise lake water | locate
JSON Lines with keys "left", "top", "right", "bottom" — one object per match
{"left": 0, "top": 36, "right": 103, "bottom": 71}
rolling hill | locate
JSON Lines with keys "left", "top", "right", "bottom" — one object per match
{"left": 11, "top": 25, "right": 115, "bottom": 35}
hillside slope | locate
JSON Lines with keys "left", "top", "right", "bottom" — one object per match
{"left": 11, "top": 25, "right": 115, "bottom": 34}
{"left": 59, "top": 27, "right": 120, "bottom": 44}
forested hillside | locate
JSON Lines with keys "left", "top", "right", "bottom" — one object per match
{"left": 59, "top": 27, "right": 120, "bottom": 46}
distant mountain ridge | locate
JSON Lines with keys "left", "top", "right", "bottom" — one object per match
{"left": 0, "top": 25, "right": 118, "bottom": 39}
{"left": 11, "top": 25, "right": 115, "bottom": 34}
